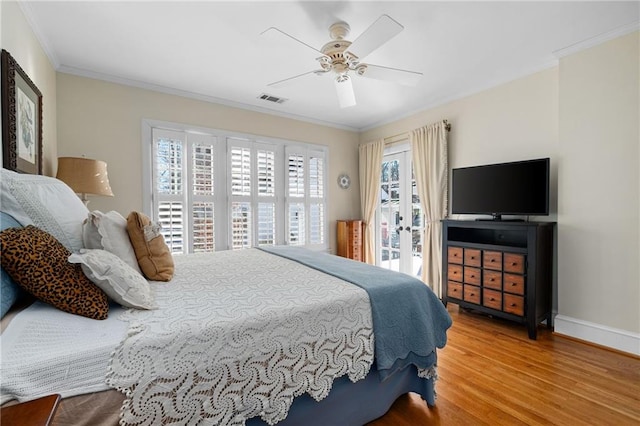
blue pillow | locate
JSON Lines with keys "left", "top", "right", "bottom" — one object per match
{"left": 1, "top": 212, "right": 23, "bottom": 318}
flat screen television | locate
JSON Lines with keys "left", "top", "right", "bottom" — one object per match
{"left": 451, "top": 158, "right": 550, "bottom": 220}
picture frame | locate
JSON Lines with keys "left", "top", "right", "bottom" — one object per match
{"left": 1, "top": 49, "right": 43, "bottom": 175}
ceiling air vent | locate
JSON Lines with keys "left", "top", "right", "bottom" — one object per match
{"left": 258, "top": 93, "right": 287, "bottom": 104}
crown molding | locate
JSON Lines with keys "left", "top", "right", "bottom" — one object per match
{"left": 17, "top": 0, "right": 60, "bottom": 69}
{"left": 553, "top": 21, "right": 639, "bottom": 59}
{"left": 57, "top": 65, "right": 360, "bottom": 133}
{"left": 360, "top": 59, "right": 559, "bottom": 132}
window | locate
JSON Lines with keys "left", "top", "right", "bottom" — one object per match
{"left": 151, "top": 129, "right": 218, "bottom": 254}
{"left": 146, "top": 122, "right": 327, "bottom": 253}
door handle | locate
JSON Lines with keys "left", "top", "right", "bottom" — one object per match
{"left": 405, "top": 226, "right": 411, "bottom": 232}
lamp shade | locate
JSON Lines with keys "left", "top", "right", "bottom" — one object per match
{"left": 56, "top": 157, "right": 114, "bottom": 197}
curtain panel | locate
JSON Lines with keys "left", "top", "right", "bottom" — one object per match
{"left": 410, "top": 122, "right": 448, "bottom": 297}
{"left": 358, "top": 139, "right": 384, "bottom": 264}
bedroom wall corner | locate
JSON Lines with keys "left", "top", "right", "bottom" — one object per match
{"left": 1, "top": 0, "right": 58, "bottom": 176}
{"left": 557, "top": 30, "right": 640, "bottom": 354}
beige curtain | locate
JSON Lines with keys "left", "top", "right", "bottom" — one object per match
{"left": 359, "top": 139, "right": 384, "bottom": 264}
{"left": 410, "top": 122, "right": 448, "bottom": 297}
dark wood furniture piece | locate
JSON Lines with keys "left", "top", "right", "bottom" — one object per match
{"left": 442, "top": 220, "right": 554, "bottom": 339}
{"left": 0, "top": 394, "right": 61, "bottom": 426}
{"left": 337, "top": 220, "right": 364, "bottom": 261}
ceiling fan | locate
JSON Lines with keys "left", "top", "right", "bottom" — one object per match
{"left": 261, "top": 15, "right": 423, "bottom": 108}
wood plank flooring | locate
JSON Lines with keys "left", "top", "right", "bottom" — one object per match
{"left": 368, "top": 305, "right": 640, "bottom": 426}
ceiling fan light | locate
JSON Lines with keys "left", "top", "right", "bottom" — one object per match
{"left": 335, "top": 76, "right": 356, "bottom": 108}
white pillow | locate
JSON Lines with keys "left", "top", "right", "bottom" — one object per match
{"left": 68, "top": 249, "right": 156, "bottom": 310}
{"left": 1, "top": 168, "right": 88, "bottom": 252}
{"left": 83, "top": 210, "right": 142, "bottom": 273}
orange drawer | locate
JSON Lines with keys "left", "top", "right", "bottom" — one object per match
{"left": 464, "top": 267, "right": 481, "bottom": 285}
{"left": 483, "top": 270, "right": 502, "bottom": 290}
{"left": 483, "top": 289, "right": 502, "bottom": 311}
{"left": 464, "top": 249, "right": 481, "bottom": 267}
{"left": 483, "top": 251, "right": 502, "bottom": 271}
{"left": 464, "top": 284, "right": 481, "bottom": 305}
{"left": 448, "top": 247, "right": 463, "bottom": 264}
{"left": 447, "top": 281, "right": 463, "bottom": 300}
{"left": 504, "top": 294, "right": 524, "bottom": 316}
{"left": 448, "top": 264, "right": 463, "bottom": 282}
{"left": 504, "top": 253, "right": 525, "bottom": 274}
{"left": 504, "top": 273, "right": 525, "bottom": 295}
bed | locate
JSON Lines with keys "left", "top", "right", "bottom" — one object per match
{"left": 0, "top": 167, "right": 452, "bottom": 425}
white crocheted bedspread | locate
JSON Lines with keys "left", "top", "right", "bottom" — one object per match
{"left": 0, "top": 301, "right": 129, "bottom": 404}
{"left": 107, "top": 249, "right": 374, "bottom": 426}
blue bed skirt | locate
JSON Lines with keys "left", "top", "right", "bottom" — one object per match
{"left": 247, "top": 363, "right": 435, "bottom": 426}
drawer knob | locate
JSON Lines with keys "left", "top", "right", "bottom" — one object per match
{"left": 511, "top": 262, "right": 517, "bottom": 266}
{"left": 510, "top": 303, "right": 516, "bottom": 307}
{"left": 490, "top": 297, "right": 495, "bottom": 301}
{"left": 490, "top": 259, "right": 495, "bottom": 262}
{"left": 453, "top": 289, "right": 458, "bottom": 292}
{"left": 470, "top": 293, "right": 475, "bottom": 296}
{"left": 470, "top": 256, "right": 475, "bottom": 259}
{"left": 511, "top": 283, "right": 516, "bottom": 286}
{"left": 470, "top": 274, "right": 475, "bottom": 278}
{"left": 490, "top": 278, "right": 495, "bottom": 282}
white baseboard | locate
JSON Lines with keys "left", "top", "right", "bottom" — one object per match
{"left": 554, "top": 315, "right": 640, "bottom": 356}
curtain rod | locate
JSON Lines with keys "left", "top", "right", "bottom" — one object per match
{"left": 384, "top": 119, "right": 451, "bottom": 144}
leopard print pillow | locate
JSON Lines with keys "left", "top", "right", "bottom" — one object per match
{"left": 0, "top": 225, "right": 109, "bottom": 320}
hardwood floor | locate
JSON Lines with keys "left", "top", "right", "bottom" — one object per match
{"left": 369, "top": 305, "right": 640, "bottom": 425}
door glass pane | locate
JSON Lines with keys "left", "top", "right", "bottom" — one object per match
{"left": 379, "top": 159, "right": 401, "bottom": 272}
{"left": 411, "top": 171, "right": 423, "bottom": 278}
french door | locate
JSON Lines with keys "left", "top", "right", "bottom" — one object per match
{"left": 377, "top": 147, "right": 424, "bottom": 278}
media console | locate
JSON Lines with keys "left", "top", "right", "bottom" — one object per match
{"left": 442, "top": 220, "right": 555, "bottom": 339}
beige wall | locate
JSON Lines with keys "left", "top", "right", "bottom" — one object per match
{"left": 360, "top": 68, "right": 559, "bottom": 222}
{"left": 558, "top": 32, "right": 639, "bottom": 333}
{"left": 1, "top": 1, "right": 57, "bottom": 175}
{"left": 56, "top": 74, "right": 361, "bottom": 253}
{"left": 360, "top": 32, "right": 640, "bottom": 346}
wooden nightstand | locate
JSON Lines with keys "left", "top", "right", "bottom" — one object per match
{"left": 0, "top": 394, "right": 61, "bottom": 426}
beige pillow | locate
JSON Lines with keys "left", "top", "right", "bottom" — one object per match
{"left": 126, "top": 212, "right": 174, "bottom": 281}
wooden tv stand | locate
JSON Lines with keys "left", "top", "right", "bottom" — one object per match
{"left": 442, "top": 220, "right": 555, "bottom": 339}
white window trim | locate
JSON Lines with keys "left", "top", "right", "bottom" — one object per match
{"left": 142, "top": 118, "right": 329, "bottom": 252}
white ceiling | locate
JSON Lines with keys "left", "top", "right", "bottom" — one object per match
{"left": 20, "top": 1, "right": 640, "bottom": 131}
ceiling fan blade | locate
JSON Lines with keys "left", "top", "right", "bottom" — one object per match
{"left": 335, "top": 76, "right": 356, "bottom": 108}
{"left": 347, "top": 15, "right": 403, "bottom": 61}
{"left": 260, "top": 27, "right": 327, "bottom": 58}
{"left": 360, "top": 64, "right": 423, "bottom": 86}
{"left": 268, "top": 70, "right": 328, "bottom": 89}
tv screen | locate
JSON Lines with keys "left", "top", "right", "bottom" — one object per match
{"left": 451, "top": 158, "right": 549, "bottom": 219}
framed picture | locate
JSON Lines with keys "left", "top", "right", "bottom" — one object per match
{"left": 1, "top": 49, "right": 43, "bottom": 175}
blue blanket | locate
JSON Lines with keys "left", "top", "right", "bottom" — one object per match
{"left": 259, "top": 246, "right": 452, "bottom": 379}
